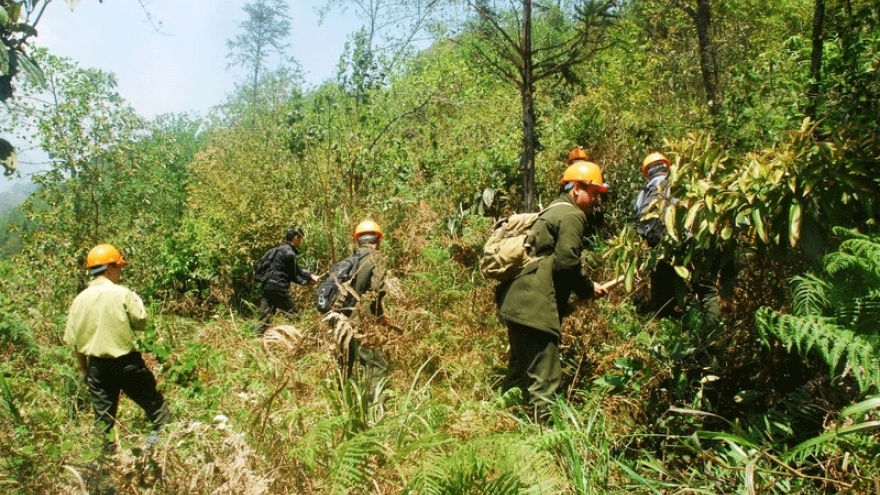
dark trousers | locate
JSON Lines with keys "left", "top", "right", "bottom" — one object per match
{"left": 502, "top": 322, "right": 561, "bottom": 408}
{"left": 257, "top": 288, "right": 296, "bottom": 335}
{"left": 651, "top": 259, "right": 720, "bottom": 326}
{"left": 340, "top": 338, "right": 388, "bottom": 397}
{"left": 87, "top": 353, "right": 170, "bottom": 439}
{"left": 650, "top": 260, "right": 681, "bottom": 317}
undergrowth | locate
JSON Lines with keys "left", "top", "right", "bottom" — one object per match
{"left": 1, "top": 242, "right": 878, "bottom": 494}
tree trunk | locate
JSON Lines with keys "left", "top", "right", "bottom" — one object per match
{"left": 520, "top": 0, "right": 537, "bottom": 212}
{"left": 677, "top": 0, "right": 721, "bottom": 117}
{"left": 807, "top": 0, "right": 825, "bottom": 121}
{"left": 693, "top": 0, "right": 720, "bottom": 116}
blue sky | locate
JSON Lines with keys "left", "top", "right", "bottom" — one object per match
{"left": 2, "top": 0, "right": 364, "bottom": 192}
{"left": 38, "top": 0, "right": 361, "bottom": 117}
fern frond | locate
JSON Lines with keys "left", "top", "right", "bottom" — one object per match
{"left": 403, "top": 433, "right": 564, "bottom": 495}
{"left": 822, "top": 252, "right": 865, "bottom": 277}
{"left": 838, "top": 237, "right": 880, "bottom": 278}
{"left": 825, "top": 329, "right": 854, "bottom": 372}
{"left": 759, "top": 227, "right": 880, "bottom": 395}
{"left": 825, "top": 229, "right": 880, "bottom": 280}
{"left": 326, "top": 434, "right": 385, "bottom": 494}
{"left": 846, "top": 340, "right": 880, "bottom": 393}
{"left": 835, "top": 295, "right": 880, "bottom": 334}
{"left": 791, "top": 273, "right": 831, "bottom": 316}
{"left": 297, "top": 414, "right": 348, "bottom": 470}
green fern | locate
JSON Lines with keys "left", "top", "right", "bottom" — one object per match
{"left": 756, "top": 228, "right": 880, "bottom": 394}
{"left": 402, "top": 435, "right": 551, "bottom": 495}
{"left": 790, "top": 273, "right": 830, "bottom": 317}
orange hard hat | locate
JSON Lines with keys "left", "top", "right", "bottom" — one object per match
{"left": 560, "top": 161, "right": 609, "bottom": 193}
{"left": 86, "top": 244, "right": 126, "bottom": 269}
{"left": 568, "top": 146, "right": 589, "bottom": 164}
{"left": 354, "top": 219, "right": 383, "bottom": 241}
{"left": 641, "top": 152, "right": 671, "bottom": 178}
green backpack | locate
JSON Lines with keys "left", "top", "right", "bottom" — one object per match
{"left": 479, "top": 202, "right": 571, "bottom": 282}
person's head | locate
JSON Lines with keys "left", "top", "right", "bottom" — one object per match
{"left": 354, "top": 219, "right": 383, "bottom": 248}
{"left": 86, "top": 243, "right": 127, "bottom": 282}
{"left": 559, "top": 160, "right": 609, "bottom": 214}
{"left": 567, "top": 146, "right": 589, "bottom": 165}
{"left": 285, "top": 225, "right": 305, "bottom": 247}
{"left": 641, "top": 152, "right": 671, "bottom": 178}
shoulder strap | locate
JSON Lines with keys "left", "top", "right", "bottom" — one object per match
{"left": 539, "top": 201, "right": 575, "bottom": 215}
{"left": 634, "top": 175, "right": 667, "bottom": 213}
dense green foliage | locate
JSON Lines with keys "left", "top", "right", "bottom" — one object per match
{"left": 1, "top": 0, "right": 879, "bottom": 492}
{"left": 757, "top": 228, "right": 880, "bottom": 394}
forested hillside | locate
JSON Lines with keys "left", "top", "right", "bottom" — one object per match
{"left": 1, "top": 0, "right": 879, "bottom": 493}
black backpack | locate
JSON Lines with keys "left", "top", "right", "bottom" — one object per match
{"left": 254, "top": 246, "right": 279, "bottom": 285}
{"left": 316, "top": 251, "right": 369, "bottom": 313}
{"left": 634, "top": 175, "right": 669, "bottom": 248}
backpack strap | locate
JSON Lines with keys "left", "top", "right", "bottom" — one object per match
{"left": 337, "top": 249, "right": 374, "bottom": 310}
{"left": 634, "top": 175, "right": 667, "bottom": 216}
{"left": 540, "top": 201, "right": 575, "bottom": 215}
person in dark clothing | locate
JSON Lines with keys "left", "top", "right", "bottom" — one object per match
{"left": 336, "top": 220, "right": 388, "bottom": 389}
{"left": 496, "top": 156, "right": 610, "bottom": 410}
{"left": 634, "top": 152, "right": 724, "bottom": 326}
{"left": 256, "top": 226, "right": 319, "bottom": 335}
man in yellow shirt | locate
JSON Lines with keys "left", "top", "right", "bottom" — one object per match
{"left": 64, "top": 244, "right": 170, "bottom": 453}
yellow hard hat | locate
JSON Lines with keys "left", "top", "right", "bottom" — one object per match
{"left": 560, "top": 161, "right": 609, "bottom": 193}
{"left": 567, "top": 146, "right": 589, "bottom": 164}
{"left": 354, "top": 219, "right": 383, "bottom": 241}
{"left": 86, "top": 244, "right": 126, "bottom": 269}
{"left": 641, "top": 152, "right": 670, "bottom": 178}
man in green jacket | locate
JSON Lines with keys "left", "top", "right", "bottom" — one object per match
{"left": 64, "top": 244, "right": 171, "bottom": 453}
{"left": 336, "top": 220, "right": 388, "bottom": 391}
{"left": 496, "top": 158, "right": 610, "bottom": 410}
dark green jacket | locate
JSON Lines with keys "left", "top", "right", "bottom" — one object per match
{"left": 350, "top": 246, "right": 386, "bottom": 318}
{"left": 496, "top": 193, "right": 596, "bottom": 337}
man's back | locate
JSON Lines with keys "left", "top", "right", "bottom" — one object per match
{"left": 498, "top": 193, "right": 594, "bottom": 335}
{"left": 64, "top": 277, "right": 146, "bottom": 359}
{"left": 350, "top": 246, "right": 386, "bottom": 318}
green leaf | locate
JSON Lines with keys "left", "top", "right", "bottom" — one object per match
{"left": 625, "top": 258, "right": 636, "bottom": 292}
{"left": 7, "top": 3, "right": 20, "bottom": 23}
{"left": 673, "top": 265, "right": 690, "bottom": 280}
{"left": 0, "top": 6, "right": 8, "bottom": 27}
{"left": 752, "top": 209, "right": 768, "bottom": 243}
{"left": 684, "top": 201, "right": 701, "bottom": 231}
{"left": 12, "top": 52, "right": 46, "bottom": 88}
{"left": 613, "top": 459, "right": 666, "bottom": 495}
{"left": 789, "top": 201, "right": 802, "bottom": 247}
{"left": 840, "top": 397, "right": 880, "bottom": 419}
{"left": 0, "top": 48, "right": 8, "bottom": 76}
{"left": 665, "top": 205, "right": 679, "bottom": 242}
{"left": 721, "top": 226, "right": 733, "bottom": 240}
{"left": 786, "top": 421, "right": 880, "bottom": 459}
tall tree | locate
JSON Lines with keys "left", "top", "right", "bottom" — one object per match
{"left": 463, "top": 0, "right": 617, "bottom": 211}
{"left": 670, "top": 0, "right": 721, "bottom": 117}
{"left": 806, "top": 0, "right": 824, "bottom": 121}
{"left": 226, "top": 0, "right": 293, "bottom": 97}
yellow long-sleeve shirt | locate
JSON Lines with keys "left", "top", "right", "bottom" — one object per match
{"left": 63, "top": 276, "right": 148, "bottom": 358}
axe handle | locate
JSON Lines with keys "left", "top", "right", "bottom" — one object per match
{"left": 597, "top": 274, "right": 626, "bottom": 292}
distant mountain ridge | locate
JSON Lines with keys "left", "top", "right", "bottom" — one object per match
{"left": 0, "top": 181, "right": 36, "bottom": 214}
